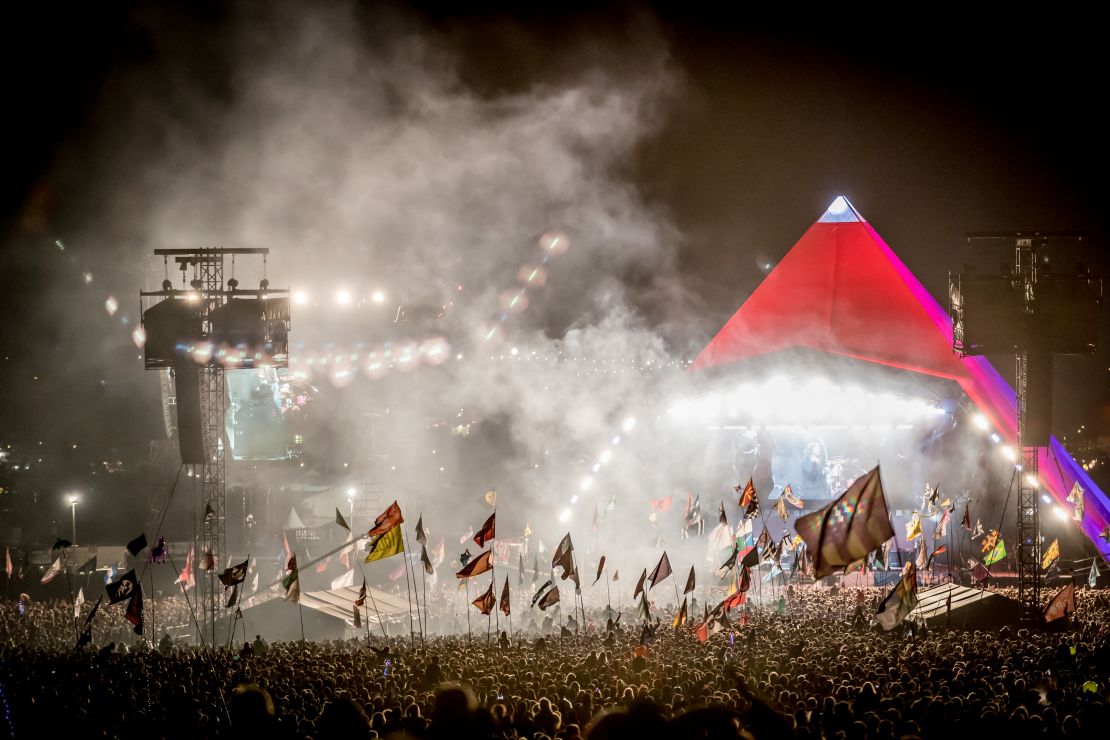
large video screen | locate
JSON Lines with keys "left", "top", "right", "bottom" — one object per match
{"left": 225, "top": 368, "right": 311, "bottom": 461}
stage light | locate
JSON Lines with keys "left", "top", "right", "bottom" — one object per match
{"left": 973, "top": 413, "right": 989, "bottom": 431}
{"left": 104, "top": 296, "right": 118, "bottom": 316}
{"left": 558, "top": 508, "right": 572, "bottom": 523}
{"left": 827, "top": 196, "right": 849, "bottom": 215}
{"left": 570, "top": 495, "right": 578, "bottom": 504}
{"left": 371, "top": 290, "right": 385, "bottom": 304}
{"left": 540, "top": 231, "right": 569, "bottom": 255}
{"left": 1024, "top": 473, "right": 1040, "bottom": 489}
{"left": 990, "top": 433, "right": 1002, "bottom": 444}
{"left": 131, "top": 326, "right": 146, "bottom": 348}
{"left": 580, "top": 477, "right": 594, "bottom": 491}
{"left": 293, "top": 291, "right": 309, "bottom": 305}
{"left": 1041, "top": 494, "right": 1052, "bottom": 504}
{"left": 335, "top": 289, "right": 352, "bottom": 305}
{"left": 1002, "top": 446, "right": 1018, "bottom": 462}
{"left": 1054, "top": 506, "right": 1068, "bottom": 521}
{"left": 346, "top": 487, "right": 357, "bottom": 499}
{"left": 510, "top": 347, "right": 519, "bottom": 356}
{"left": 599, "top": 449, "right": 612, "bottom": 464}
{"left": 185, "top": 291, "right": 201, "bottom": 304}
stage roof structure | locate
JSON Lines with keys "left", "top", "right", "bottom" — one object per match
{"left": 909, "top": 583, "right": 1020, "bottom": 629}
{"left": 691, "top": 196, "right": 1108, "bottom": 558}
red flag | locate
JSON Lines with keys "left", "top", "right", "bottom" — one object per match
{"left": 472, "top": 582, "right": 496, "bottom": 615}
{"left": 649, "top": 496, "right": 672, "bottom": 513}
{"left": 736, "top": 479, "right": 756, "bottom": 508}
{"left": 367, "top": 501, "right": 404, "bottom": 538}
{"left": 1043, "top": 583, "right": 1076, "bottom": 623}
{"left": 499, "top": 576, "right": 511, "bottom": 617}
{"left": 456, "top": 550, "right": 493, "bottom": 578}
{"left": 473, "top": 513, "right": 496, "bottom": 548}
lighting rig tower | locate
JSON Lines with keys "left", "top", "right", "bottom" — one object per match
{"left": 951, "top": 232, "right": 1100, "bottom": 625}
{"left": 140, "top": 248, "right": 290, "bottom": 644}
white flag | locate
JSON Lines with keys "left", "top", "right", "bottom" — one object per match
{"left": 331, "top": 569, "right": 357, "bottom": 590}
{"left": 41, "top": 557, "right": 63, "bottom": 585}
{"left": 74, "top": 587, "right": 85, "bottom": 618}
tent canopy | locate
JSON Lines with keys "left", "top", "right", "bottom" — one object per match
{"left": 691, "top": 197, "right": 1108, "bottom": 558}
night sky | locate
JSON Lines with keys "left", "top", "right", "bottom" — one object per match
{"left": 2, "top": 3, "right": 1107, "bottom": 540}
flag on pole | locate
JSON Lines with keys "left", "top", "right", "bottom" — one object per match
{"left": 74, "top": 587, "right": 85, "bottom": 619}
{"left": 282, "top": 555, "right": 299, "bottom": 602}
{"left": 537, "top": 585, "right": 560, "bottom": 610}
{"left": 637, "top": 592, "right": 650, "bottom": 623}
{"left": 783, "top": 484, "right": 803, "bottom": 508}
{"left": 1089, "top": 558, "right": 1100, "bottom": 588}
{"left": 742, "top": 491, "right": 760, "bottom": 521}
{"left": 106, "top": 570, "right": 139, "bottom": 604}
{"left": 365, "top": 525, "right": 405, "bottom": 563}
{"left": 473, "top": 513, "right": 496, "bottom": 547}
{"left": 926, "top": 545, "right": 947, "bottom": 569}
{"left": 331, "top": 569, "right": 356, "bottom": 590}
{"left": 594, "top": 555, "right": 606, "bottom": 585}
{"left": 905, "top": 512, "right": 922, "bottom": 541}
{"left": 736, "top": 479, "right": 755, "bottom": 508}
{"left": 648, "top": 552, "right": 672, "bottom": 589}
{"left": 983, "top": 537, "right": 1007, "bottom": 566}
{"left": 355, "top": 579, "right": 367, "bottom": 608}
{"left": 774, "top": 494, "right": 788, "bottom": 522}
{"left": 415, "top": 515, "right": 427, "bottom": 545}
{"left": 472, "top": 581, "right": 496, "bottom": 615}
{"left": 1043, "top": 583, "right": 1076, "bottom": 623}
{"left": 421, "top": 545, "right": 434, "bottom": 575}
{"left": 914, "top": 537, "right": 928, "bottom": 570}
{"left": 125, "top": 589, "right": 144, "bottom": 635}
{"left": 551, "top": 533, "right": 576, "bottom": 582}
{"left": 4, "top": 546, "right": 11, "bottom": 579}
{"left": 672, "top": 596, "right": 688, "bottom": 628}
{"left": 972, "top": 518, "right": 985, "bottom": 539}
{"left": 335, "top": 508, "right": 350, "bottom": 534}
{"left": 715, "top": 547, "right": 738, "bottom": 578}
{"left": 367, "top": 501, "right": 404, "bottom": 538}
{"left": 876, "top": 563, "right": 918, "bottom": 630}
{"left": 1067, "top": 482, "right": 1085, "bottom": 522}
{"left": 531, "top": 580, "right": 553, "bottom": 607}
{"left": 456, "top": 550, "right": 493, "bottom": 578}
{"left": 684, "top": 494, "right": 703, "bottom": 536}
{"left": 40, "top": 557, "right": 64, "bottom": 585}
{"left": 226, "top": 584, "right": 240, "bottom": 608}
{"left": 500, "top": 576, "right": 511, "bottom": 617}
{"left": 126, "top": 533, "right": 148, "bottom": 557}
{"left": 936, "top": 508, "right": 951, "bottom": 539}
{"left": 175, "top": 548, "right": 195, "bottom": 591}
{"left": 961, "top": 505, "right": 972, "bottom": 531}
{"left": 1041, "top": 539, "right": 1060, "bottom": 571}
{"left": 633, "top": 568, "right": 647, "bottom": 599}
{"left": 795, "top": 467, "right": 895, "bottom": 579}
{"left": 219, "top": 559, "right": 249, "bottom": 588}
{"left": 683, "top": 566, "right": 695, "bottom": 595}
{"left": 352, "top": 603, "right": 361, "bottom": 629}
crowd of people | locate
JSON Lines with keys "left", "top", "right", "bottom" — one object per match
{"left": 1, "top": 583, "right": 1108, "bottom": 738}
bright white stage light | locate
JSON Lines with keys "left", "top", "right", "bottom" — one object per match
{"left": 371, "top": 290, "right": 385, "bottom": 304}
{"left": 558, "top": 508, "right": 572, "bottom": 523}
{"left": 973, "top": 413, "right": 989, "bottom": 431}
{"left": 1002, "top": 446, "right": 1018, "bottom": 462}
{"left": 621, "top": 416, "right": 636, "bottom": 432}
{"left": 1024, "top": 473, "right": 1040, "bottom": 489}
{"left": 1053, "top": 506, "right": 1068, "bottom": 521}
{"left": 335, "top": 289, "right": 352, "bottom": 305}
{"left": 828, "top": 196, "right": 849, "bottom": 215}
{"left": 346, "top": 487, "right": 357, "bottom": 499}
{"left": 580, "top": 477, "right": 594, "bottom": 491}
{"left": 293, "top": 291, "right": 309, "bottom": 305}
{"left": 599, "top": 449, "right": 612, "bottom": 464}
{"left": 990, "top": 433, "right": 1002, "bottom": 444}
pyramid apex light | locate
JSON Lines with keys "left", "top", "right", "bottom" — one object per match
{"left": 818, "top": 196, "right": 865, "bottom": 223}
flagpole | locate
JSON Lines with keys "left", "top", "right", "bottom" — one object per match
{"left": 421, "top": 556, "right": 428, "bottom": 638}
{"left": 62, "top": 549, "right": 78, "bottom": 645}
{"left": 403, "top": 520, "right": 425, "bottom": 642}
{"left": 465, "top": 578, "right": 472, "bottom": 644}
{"left": 399, "top": 526, "right": 416, "bottom": 649}
{"left": 605, "top": 574, "right": 611, "bottom": 619}
{"left": 149, "top": 566, "right": 156, "bottom": 645}
{"left": 355, "top": 558, "right": 388, "bottom": 639}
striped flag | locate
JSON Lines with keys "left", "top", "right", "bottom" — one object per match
{"left": 1043, "top": 583, "right": 1076, "bottom": 623}
{"left": 795, "top": 467, "right": 895, "bottom": 579}
{"left": 1041, "top": 539, "right": 1060, "bottom": 571}
{"left": 876, "top": 563, "right": 918, "bottom": 630}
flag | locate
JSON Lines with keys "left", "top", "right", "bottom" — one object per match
{"left": 684, "top": 494, "right": 703, "bottom": 534}
{"left": 225, "top": 584, "right": 239, "bottom": 608}
{"left": 74, "top": 587, "right": 85, "bottom": 619}
{"left": 613, "top": 569, "right": 619, "bottom": 581}
{"left": 149, "top": 538, "right": 167, "bottom": 564}
{"left": 84, "top": 594, "right": 102, "bottom": 626}
{"left": 961, "top": 506, "right": 971, "bottom": 532}
{"left": 795, "top": 467, "right": 895, "bottom": 579}
{"left": 456, "top": 550, "right": 493, "bottom": 578}
{"left": 983, "top": 537, "right": 1007, "bottom": 566}
{"left": 707, "top": 522, "right": 733, "bottom": 561}
{"left": 718, "top": 501, "right": 728, "bottom": 527}
{"left": 335, "top": 508, "right": 351, "bottom": 534}
{"left": 774, "top": 494, "right": 788, "bottom": 522}
{"left": 927, "top": 545, "right": 947, "bottom": 568}
{"left": 365, "top": 525, "right": 405, "bottom": 563}
{"left": 649, "top": 496, "right": 672, "bottom": 513}
{"left": 876, "top": 563, "right": 918, "bottom": 630}
{"left": 756, "top": 525, "right": 771, "bottom": 552}
{"left": 637, "top": 592, "right": 650, "bottom": 623}
{"left": 1089, "top": 558, "right": 1100, "bottom": 588}
{"left": 415, "top": 515, "right": 427, "bottom": 545}
{"left": 743, "top": 492, "right": 760, "bottom": 521}
{"left": 430, "top": 539, "right": 445, "bottom": 568}
{"left": 980, "top": 529, "right": 1000, "bottom": 554}
{"left": 531, "top": 580, "right": 553, "bottom": 607}
{"left": 915, "top": 538, "right": 928, "bottom": 570}
{"left": 367, "top": 501, "right": 404, "bottom": 538}
{"left": 500, "top": 576, "right": 511, "bottom": 617}
{"left": 219, "top": 559, "right": 249, "bottom": 587}
{"left": 53, "top": 538, "right": 73, "bottom": 551}
{"left": 4, "top": 546, "right": 10, "bottom": 579}
{"left": 537, "top": 585, "right": 560, "bottom": 610}
{"left": 1041, "top": 539, "right": 1060, "bottom": 571}
{"left": 484, "top": 489, "right": 497, "bottom": 508}
{"left": 972, "top": 518, "right": 985, "bottom": 539}
{"left": 204, "top": 502, "right": 215, "bottom": 522}
{"left": 740, "top": 545, "right": 760, "bottom": 569}
{"left": 388, "top": 561, "right": 406, "bottom": 582}
{"left": 282, "top": 555, "right": 299, "bottom": 602}
{"left": 106, "top": 569, "right": 139, "bottom": 604}
{"left": 672, "top": 596, "right": 688, "bottom": 628}
{"left": 936, "top": 508, "right": 951, "bottom": 539}
{"left": 684, "top": 566, "right": 695, "bottom": 595}
{"left": 352, "top": 604, "right": 361, "bottom": 629}
{"left": 736, "top": 479, "right": 755, "bottom": 508}
{"left": 199, "top": 549, "right": 216, "bottom": 571}
{"left": 737, "top": 564, "right": 752, "bottom": 594}
{"left": 40, "top": 557, "right": 64, "bottom": 585}
{"left": 1067, "top": 482, "right": 1085, "bottom": 522}
{"left": 315, "top": 556, "right": 331, "bottom": 574}
{"left": 783, "top": 484, "right": 803, "bottom": 508}
{"left": 126, "top": 533, "right": 148, "bottom": 557}
{"left": 1043, "top": 583, "right": 1076, "bottom": 623}
{"left": 648, "top": 552, "right": 672, "bottom": 589}
{"left": 473, "top": 513, "right": 496, "bottom": 547}
{"left": 125, "top": 589, "right": 144, "bottom": 635}
{"left": 927, "top": 484, "right": 939, "bottom": 508}
{"left": 905, "top": 512, "right": 922, "bottom": 541}
{"left": 968, "top": 558, "right": 991, "bottom": 583}
{"left": 551, "top": 533, "right": 576, "bottom": 582}
{"left": 421, "top": 545, "right": 433, "bottom": 575}
{"left": 175, "top": 548, "right": 195, "bottom": 590}
{"left": 633, "top": 568, "right": 647, "bottom": 599}
{"left": 715, "top": 547, "right": 738, "bottom": 578}
{"left": 594, "top": 555, "right": 606, "bottom": 585}
{"left": 355, "top": 579, "right": 367, "bottom": 607}
{"left": 472, "top": 581, "right": 496, "bottom": 615}
{"left": 331, "top": 569, "right": 356, "bottom": 590}
{"left": 735, "top": 518, "right": 753, "bottom": 543}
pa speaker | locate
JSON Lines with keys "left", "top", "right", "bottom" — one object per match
{"left": 174, "top": 361, "right": 205, "bottom": 465}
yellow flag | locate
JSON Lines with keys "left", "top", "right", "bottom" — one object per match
{"left": 365, "top": 525, "right": 404, "bottom": 563}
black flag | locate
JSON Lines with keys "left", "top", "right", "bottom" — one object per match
{"left": 77, "top": 556, "right": 97, "bottom": 574}
{"left": 218, "top": 560, "right": 249, "bottom": 588}
{"left": 415, "top": 515, "right": 427, "bottom": 546}
{"left": 125, "top": 534, "right": 148, "bottom": 557}
{"left": 106, "top": 570, "right": 139, "bottom": 604}
{"left": 537, "top": 586, "right": 560, "bottom": 610}
{"left": 225, "top": 584, "right": 239, "bottom": 608}
{"left": 421, "top": 544, "right": 434, "bottom": 576}
{"left": 594, "top": 555, "right": 606, "bottom": 585}
{"left": 531, "top": 580, "right": 554, "bottom": 608}
{"left": 684, "top": 566, "right": 695, "bottom": 595}
{"left": 648, "top": 552, "right": 672, "bottom": 589}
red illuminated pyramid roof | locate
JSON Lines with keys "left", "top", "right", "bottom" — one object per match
{"left": 691, "top": 197, "right": 967, "bottom": 379}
